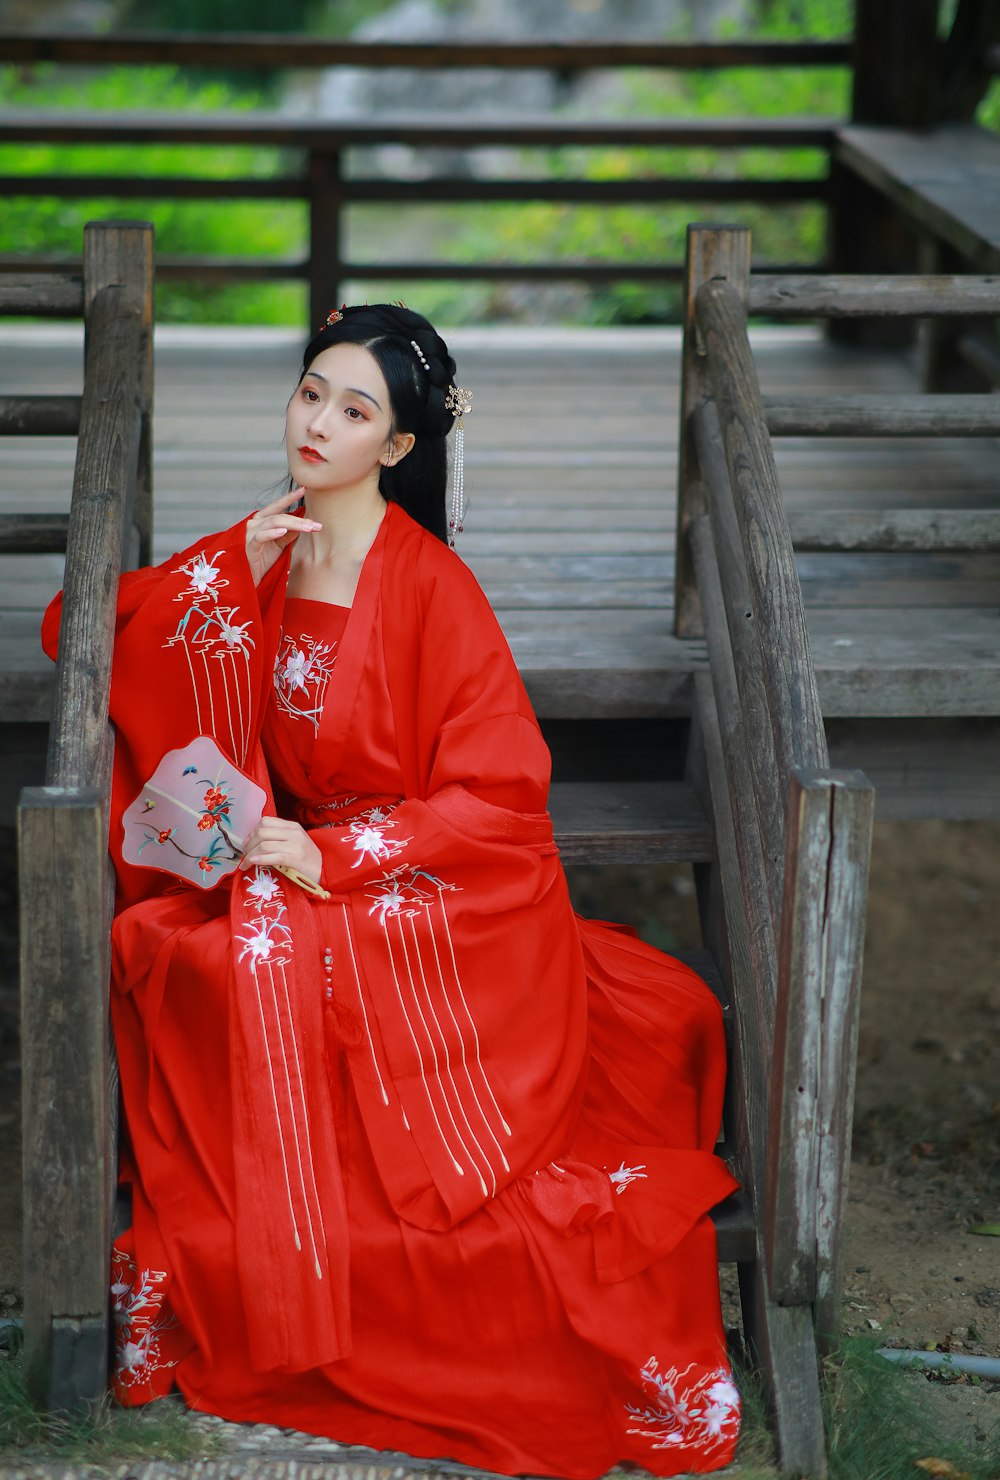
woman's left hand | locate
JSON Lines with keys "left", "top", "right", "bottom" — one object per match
{"left": 240, "top": 817, "right": 323, "bottom": 886}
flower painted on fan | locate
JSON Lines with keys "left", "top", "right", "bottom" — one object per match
{"left": 198, "top": 857, "right": 214, "bottom": 872}
{"left": 157, "top": 829, "right": 173, "bottom": 844}
{"left": 197, "top": 813, "right": 216, "bottom": 832}
{"left": 202, "top": 785, "right": 228, "bottom": 810}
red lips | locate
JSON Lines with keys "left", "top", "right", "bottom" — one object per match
{"left": 298, "top": 445, "right": 324, "bottom": 463}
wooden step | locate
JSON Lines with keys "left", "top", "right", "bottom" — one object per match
{"left": 549, "top": 780, "right": 714, "bottom": 865}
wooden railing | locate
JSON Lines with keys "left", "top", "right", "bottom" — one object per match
{"left": 678, "top": 225, "right": 875, "bottom": 1477}
{"left": 0, "top": 34, "right": 847, "bottom": 325}
{"left": 14, "top": 221, "right": 153, "bottom": 1409}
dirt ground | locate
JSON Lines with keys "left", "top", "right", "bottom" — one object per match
{"left": 1, "top": 820, "right": 999, "bottom": 1444}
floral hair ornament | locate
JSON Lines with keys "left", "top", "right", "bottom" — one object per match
{"left": 325, "top": 304, "right": 346, "bottom": 326}
{"left": 445, "top": 383, "right": 473, "bottom": 546}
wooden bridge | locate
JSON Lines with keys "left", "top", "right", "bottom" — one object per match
{"left": 2, "top": 5, "right": 999, "bottom": 1476}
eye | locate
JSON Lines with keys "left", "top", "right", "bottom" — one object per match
{"left": 344, "top": 406, "right": 365, "bottom": 421}
{"left": 301, "top": 386, "right": 320, "bottom": 403}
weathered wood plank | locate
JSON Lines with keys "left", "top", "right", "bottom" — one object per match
{"left": 45, "top": 289, "right": 141, "bottom": 787}
{"left": 697, "top": 274, "right": 828, "bottom": 777}
{"left": 83, "top": 219, "right": 154, "bottom": 565}
{"left": 826, "top": 716, "right": 1000, "bottom": 819}
{"left": 0, "top": 34, "right": 851, "bottom": 70}
{"left": 765, "top": 392, "right": 1000, "bottom": 436}
{"left": 0, "top": 272, "right": 83, "bottom": 317}
{"left": 787, "top": 508, "right": 1000, "bottom": 552}
{"left": 0, "top": 396, "right": 80, "bottom": 436}
{"left": 0, "top": 513, "right": 69, "bottom": 553}
{"left": 834, "top": 124, "right": 1000, "bottom": 271}
{"left": 18, "top": 786, "right": 111, "bottom": 1408}
{"left": 675, "top": 223, "right": 751, "bottom": 638}
{"left": 814, "top": 771, "right": 874, "bottom": 1345}
{"left": 765, "top": 775, "right": 829, "bottom": 1305}
{"left": 549, "top": 780, "right": 713, "bottom": 865}
{"left": 0, "top": 109, "right": 838, "bottom": 149}
{"left": 692, "top": 409, "right": 785, "bottom": 925}
{"left": 693, "top": 675, "right": 827, "bottom": 1477}
{"left": 749, "top": 272, "right": 1000, "bottom": 318}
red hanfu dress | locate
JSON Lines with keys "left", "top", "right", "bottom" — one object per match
{"left": 44, "top": 502, "right": 741, "bottom": 1478}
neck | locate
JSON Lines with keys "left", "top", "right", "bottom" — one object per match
{"left": 299, "top": 479, "right": 387, "bottom": 565}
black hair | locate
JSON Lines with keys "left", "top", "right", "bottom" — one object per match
{"left": 298, "top": 304, "right": 458, "bottom": 544}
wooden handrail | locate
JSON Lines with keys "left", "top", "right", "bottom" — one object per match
{"left": 696, "top": 275, "right": 828, "bottom": 781}
{"left": 749, "top": 272, "right": 1000, "bottom": 316}
{"left": 764, "top": 393, "right": 1000, "bottom": 436}
{"left": 0, "top": 111, "right": 839, "bottom": 146}
{"left": 680, "top": 228, "right": 875, "bottom": 1414}
{"left": 0, "top": 272, "right": 83, "bottom": 315}
{"left": 46, "top": 285, "right": 142, "bottom": 790}
{"left": 18, "top": 220, "right": 154, "bottom": 1412}
{"left": 0, "top": 396, "right": 81, "bottom": 435}
{"left": 0, "top": 109, "right": 836, "bottom": 323}
{"left": 0, "top": 34, "right": 852, "bottom": 70}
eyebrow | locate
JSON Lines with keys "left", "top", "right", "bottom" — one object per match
{"left": 303, "top": 370, "right": 382, "bottom": 411}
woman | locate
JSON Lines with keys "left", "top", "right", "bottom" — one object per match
{"left": 44, "top": 304, "right": 740, "bottom": 1478}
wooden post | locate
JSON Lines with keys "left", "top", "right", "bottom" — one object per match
{"left": 765, "top": 771, "right": 874, "bottom": 1343}
{"left": 693, "top": 677, "right": 828, "bottom": 1478}
{"left": 851, "top": 0, "right": 941, "bottom": 127}
{"left": 829, "top": 0, "right": 940, "bottom": 345}
{"left": 675, "top": 224, "right": 750, "bottom": 639}
{"left": 83, "top": 221, "right": 154, "bottom": 566}
{"left": 18, "top": 248, "right": 144, "bottom": 1412}
{"left": 309, "top": 146, "right": 344, "bottom": 329}
{"left": 18, "top": 788, "right": 112, "bottom": 1409}
{"left": 814, "top": 772, "right": 875, "bottom": 1347}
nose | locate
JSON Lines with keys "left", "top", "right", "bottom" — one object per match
{"left": 307, "top": 402, "right": 331, "bottom": 440}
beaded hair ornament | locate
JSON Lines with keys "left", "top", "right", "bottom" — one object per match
{"left": 325, "top": 306, "right": 471, "bottom": 546}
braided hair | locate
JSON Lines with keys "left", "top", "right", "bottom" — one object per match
{"left": 299, "top": 305, "right": 458, "bottom": 544}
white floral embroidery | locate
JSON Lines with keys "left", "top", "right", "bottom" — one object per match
{"left": 607, "top": 1160, "right": 648, "bottom": 1195}
{"left": 176, "top": 549, "right": 226, "bottom": 598}
{"left": 245, "top": 866, "right": 281, "bottom": 903}
{"left": 273, "top": 630, "right": 338, "bottom": 732}
{"left": 365, "top": 865, "right": 450, "bottom": 924}
{"left": 111, "top": 1251, "right": 179, "bottom": 1392}
{"left": 345, "top": 817, "right": 411, "bottom": 870}
{"left": 626, "top": 1357, "right": 740, "bottom": 1456}
{"left": 236, "top": 904, "right": 293, "bottom": 965}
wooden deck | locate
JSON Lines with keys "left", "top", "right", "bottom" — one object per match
{"left": 2, "top": 322, "right": 999, "bottom": 817}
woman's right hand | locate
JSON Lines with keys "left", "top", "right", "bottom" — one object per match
{"left": 245, "top": 487, "right": 322, "bottom": 586}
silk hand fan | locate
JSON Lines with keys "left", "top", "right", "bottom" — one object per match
{"left": 121, "top": 736, "right": 329, "bottom": 897}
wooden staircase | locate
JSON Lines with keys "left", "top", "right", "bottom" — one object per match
{"left": 7, "top": 220, "right": 1000, "bottom": 1478}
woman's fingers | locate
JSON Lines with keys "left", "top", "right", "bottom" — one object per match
{"left": 240, "top": 819, "right": 323, "bottom": 885}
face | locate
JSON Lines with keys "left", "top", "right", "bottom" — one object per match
{"left": 285, "top": 342, "right": 412, "bottom": 494}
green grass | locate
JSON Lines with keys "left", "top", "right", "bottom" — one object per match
{"left": 823, "top": 1338, "right": 1000, "bottom": 1480}
{"left": 0, "top": 1335, "right": 223, "bottom": 1463}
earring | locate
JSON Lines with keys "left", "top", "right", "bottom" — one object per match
{"left": 445, "top": 385, "right": 473, "bottom": 546}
